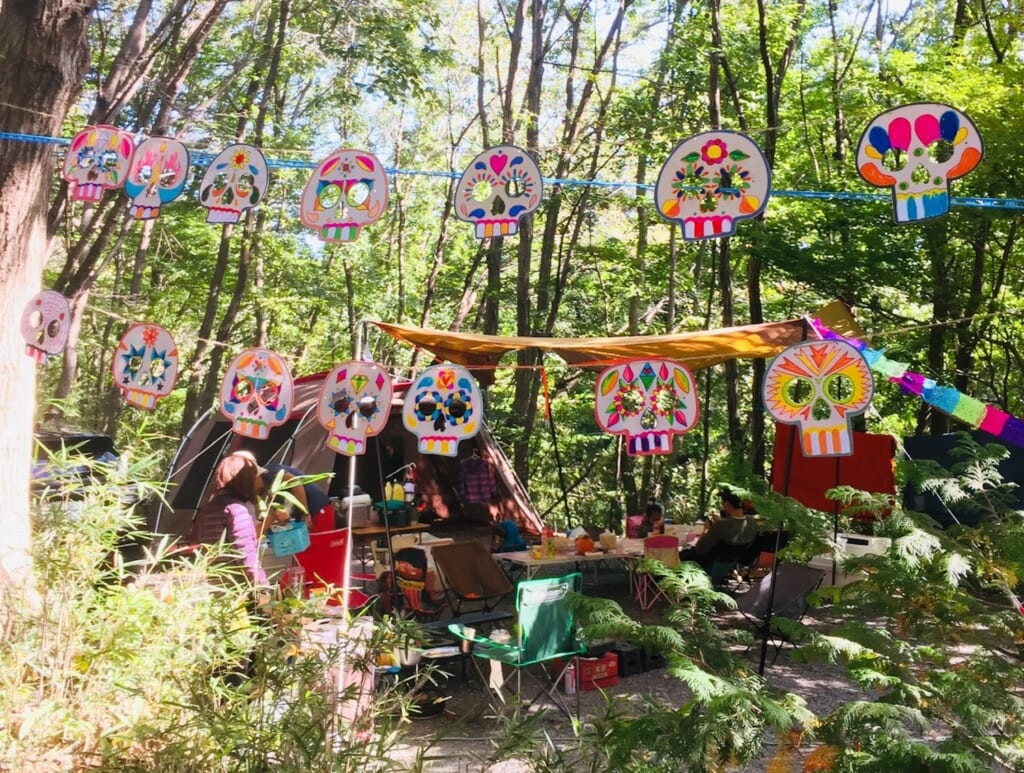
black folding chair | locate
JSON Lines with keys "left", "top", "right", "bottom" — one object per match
{"left": 735, "top": 562, "right": 825, "bottom": 670}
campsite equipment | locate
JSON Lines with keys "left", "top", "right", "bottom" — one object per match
{"left": 294, "top": 528, "right": 376, "bottom": 609}
{"left": 266, "top": 519, "right": 311, "bottom": 557}
{"left": 430, "top": 540, "right": 514, "bottom": 615}
{"left": 447, "top": 572, "right": 586, "bottom": 720}
{"left": 633, "top": 535, "right": 680, "bottom": 610}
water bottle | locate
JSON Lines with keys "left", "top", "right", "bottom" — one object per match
{"left": 564, "top": 661, "right": 577, "bottom": 694}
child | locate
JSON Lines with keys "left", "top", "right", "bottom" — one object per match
{"left": 637, "top": 501, "right": 665, "bottom": 538}
{"left": 492, "top": 519, "right": 527, "bottom": 552}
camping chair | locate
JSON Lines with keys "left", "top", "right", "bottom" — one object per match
{"left": 294, "top": 527, "right": 376, "bottom": 610}
{"left": 447, "top": 572, "right": 586, "bottom": 720}
{"left": 430, "top": 540, "right": 514, "bottom": 615}
{"left": 389, "top": 546, "right": 447, "bottom": 620}
{"left": 633, "top": 535, "right": 680, "bottom": 610}
{"left": 704, "top": 537, "right": 760, "bottom": 592}
{"left": 734, "top": 562, "right": 825, "bottom": 667}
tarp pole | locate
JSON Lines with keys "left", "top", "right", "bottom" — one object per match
{"left": 759, "top": 318, "right": 811, "bottom": 675}
{"left": 542, "top": 362, "right": 573, "bottom": 530}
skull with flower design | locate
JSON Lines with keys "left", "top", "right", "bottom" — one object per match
{"left": 655, "top": 130, "right": 771, "bottom": 240}
{"left": 593, "top": 359, "right": 700, "bottom": 456}
{"left": 112, "top": 322, "right": 179, "bottom": 409}
{"left": 219, "top": 348, "right": 295, "bottom": 439}
{"left": 199, "top": 144, "right": 269, "bottom": 224}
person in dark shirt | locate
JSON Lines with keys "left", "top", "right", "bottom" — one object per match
{"left": 260, "top": 460, "right": 334, "bottom": 532}
{"left": 680, "top": 488, "right": 757, "bottom": 571}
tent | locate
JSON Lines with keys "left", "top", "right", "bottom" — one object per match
{"left": 149, "top": 372, "right": 542, "bottom": 540}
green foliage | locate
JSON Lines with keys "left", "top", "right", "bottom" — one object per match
{"left": 803, "top": 438, "right": 1024, "bottom": 770}
{"left": 1, "top": 447, "right": 429, "bottom": 771}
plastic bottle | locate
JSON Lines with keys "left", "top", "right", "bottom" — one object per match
{"left": 564, "top": 661, "right": 577, "bottom": 694}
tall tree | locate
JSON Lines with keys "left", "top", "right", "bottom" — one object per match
{"left": 0, "top": 0, "right": 97, "bottom": 588}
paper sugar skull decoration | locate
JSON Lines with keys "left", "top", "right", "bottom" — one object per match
{"left": 763, "top": 340, "right": 874, "bottom": 457}
{"left": 20, "top": 290, "right": 70, "bottom": 363}
{"left": 112, "top": 323, "right": 179, "bottom": 409}
{"left": 594, "top": 359, "right": 700, "bottom": 456}
{"left": 299, "top": 149, "right": 389, "bottom": 242}
{"left": 123, "top": 136, "right": 190, "bottom": 219}
{"left": 317, "top": 361, "right": 393, "bottom": 456}
{"left": 857, "top": 103, "right": 983, "bottom": 223}
{"left": 402, "top": 364, "right": 482, "bottom": 457}
{"left": 219, "top": 348, "right": 295, "bottom": 439}
{"left": 199, "top": 144, "right": 269, "bottom": 224}
{"left": 655, "top": 130, "right": 771, "bottom": 241}
{"left": 62, "top": 124, "right": 135, "bottom": 202}
{"left": 454, "top": 145, "right": 543, "bottom": 239}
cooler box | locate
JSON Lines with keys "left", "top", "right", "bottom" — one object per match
{"left": 339, "top": 493, "right": 372, "bottom": 527}
{"left": 559, "top": 652, "right": 619, "bottom": 691}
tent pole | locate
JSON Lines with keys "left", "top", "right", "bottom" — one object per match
{"left": 832, "top": 456, "right": 841, "bottom": 586}
{"left": 759, "top": 318, "right": 810, "bottom": 676}
{"left": 373, "top": 437, "right": 401, "bottom": 610}
{"left": 759, "top": 422, "right": 798, "bottom": 675}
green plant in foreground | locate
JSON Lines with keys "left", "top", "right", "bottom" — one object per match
{"left": 1, "top": 448, "right": 426, "bottom": 772}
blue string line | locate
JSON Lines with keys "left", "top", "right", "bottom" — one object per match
{"left": 5, "top": 129, "right": 1024, "bottom": 211}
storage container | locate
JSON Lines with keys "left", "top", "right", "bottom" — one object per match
{"left": 837, "top": 533, "right": 891, "bottom": 557}
{"left": 340, "top": 492, "right": 372, "bottom": 527}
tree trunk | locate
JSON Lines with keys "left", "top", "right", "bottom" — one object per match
{"left": 0, "top": 0, "right": 96, "bottom": 587}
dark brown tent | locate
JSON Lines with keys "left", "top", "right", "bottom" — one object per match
{"left": 149, "top": 373, "right": 541, "bottom": 540}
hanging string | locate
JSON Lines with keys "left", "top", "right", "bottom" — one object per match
{"left": 6, "top": 130, "right": 1024, "bottom": 211}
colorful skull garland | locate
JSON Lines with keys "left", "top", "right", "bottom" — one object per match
{"left": 199, "top": 144, "right": 269, "bottom": 224}
{"left": 112, "top": 323, "right": 179, "bottom": 409}
{"left": 763, "top": 340, "right": 874, "bottom": 457}
{"left": 20, "top": 290, "right": 70, "bottom": 363}
{"left": 594, "top": 359, "right": 700, "bottom": 456}
{"left": 300, "top": 149, "right": 389, "bottom": 242}
{"left": 317, "top": 361, "right": 393, "bottom": 456}
{"left": 62, "top": 124, "right": 135, "bottom": 202}
{"left": 856, "top": 103, "right": 983, "bottom": 223}
{"left": 454, "top": 145, "right": 543, "bottom": 239}
{"left": 124, "top": 136, "right": 190, "bottom": 219}
{"left": 655, "top": 130, "right": 771, "bottom": 241}
{"left": 219, "top": 348, "right": 295, "bottom": 439}
{"left": 401, "top": 364, "right": 482, "bottom": 457}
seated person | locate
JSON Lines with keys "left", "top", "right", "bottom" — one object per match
{"left": 637, "top": 500, "right": 665, "bottom": 538}
{"left": 492, "top": 519, "right": 527, "bottom": 552}
{"left": 679, "top": 488, "right": 757, "bottom": 571}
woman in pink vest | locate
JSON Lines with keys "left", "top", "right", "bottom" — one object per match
{"left": 188, "top": 452, "right": 266, "bottom": 585}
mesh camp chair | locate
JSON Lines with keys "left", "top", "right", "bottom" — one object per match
{"left": 447, "top": 572, "right": 586, "bottom": 719}
{"left": 294, "top": 527, "right": 376, "bottom": 610}
{"left": 430, "top": 540, "right": 514, "bottom": 615}
{"left": 634, "top": 535, "right": 681, "bottom": 610}
{"left": 735, "top": 562, "right": 825, "bottom": 667}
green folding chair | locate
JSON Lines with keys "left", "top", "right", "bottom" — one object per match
{"left": 448, "top": 572, "right": 586, "bottom": 719}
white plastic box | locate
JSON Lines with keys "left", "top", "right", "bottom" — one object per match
{"left": 338, "top": 493, "right": 372, "bottom": 528}
{"left": 809, "top": 555, "right": 863, "bottom": 586}
{"left": 836, "top": 533, "right": 891, "bottom": 557}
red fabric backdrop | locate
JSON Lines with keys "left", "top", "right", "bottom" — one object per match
{"left": 770, "top": 424, "right": 896, "bottom": 515}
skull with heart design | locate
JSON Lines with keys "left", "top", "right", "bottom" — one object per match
{"left": 455, "top": 145, "right": 543, "bottom": 239}
{"left": 401, "top": 364, "right": 482, "bottom": 456}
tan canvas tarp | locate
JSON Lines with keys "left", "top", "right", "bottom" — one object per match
{"left": 374, "top": 318, "right": 811, "bottom": 374}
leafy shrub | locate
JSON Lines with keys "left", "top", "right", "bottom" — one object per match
{"left": 1, "top": 449, "right": 423, "bottom": 772}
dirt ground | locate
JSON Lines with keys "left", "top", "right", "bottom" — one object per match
{"left": 377, "top": 554, "right": 869, "bottom": 772}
